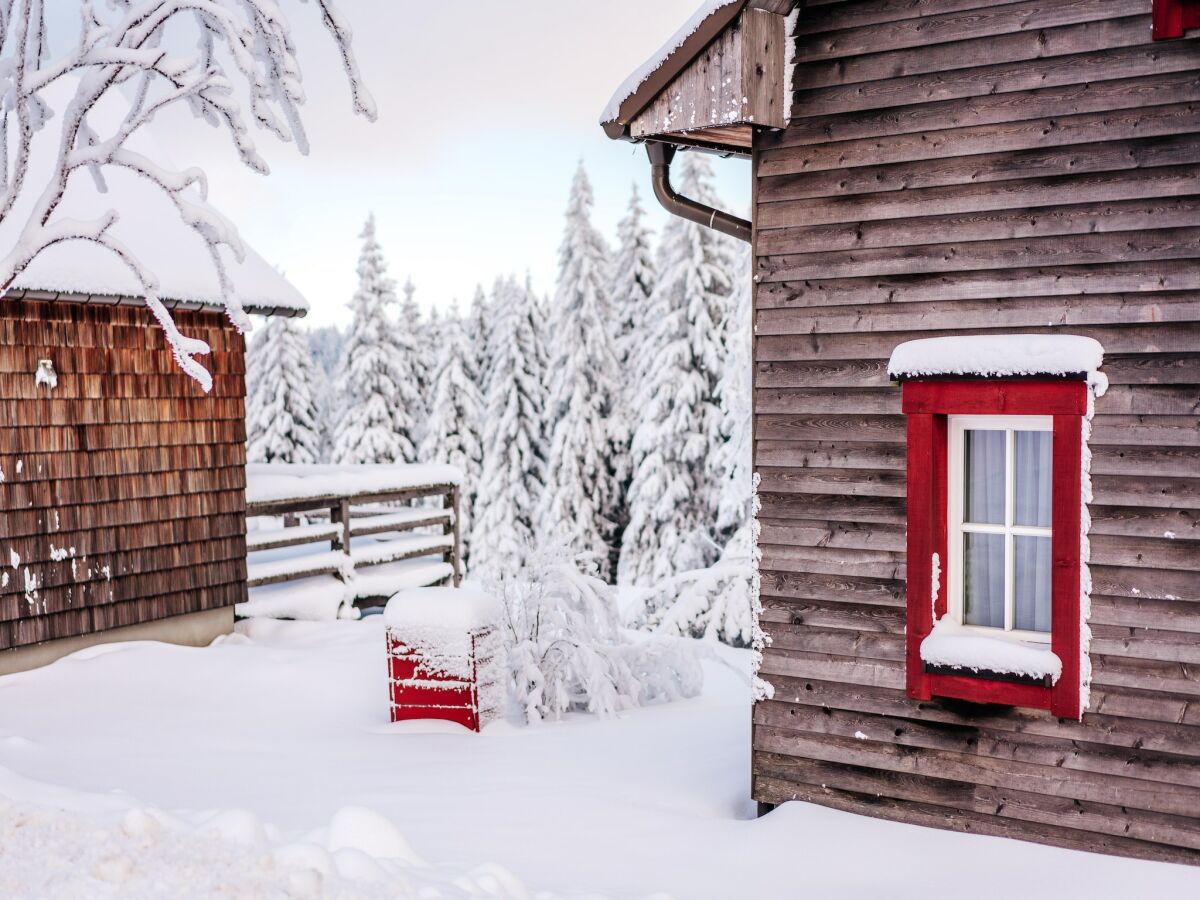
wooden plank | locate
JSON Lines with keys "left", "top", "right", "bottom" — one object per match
{"left": 791, "top": 0, "right": 1136, "bottom": 62}
{"left": 761, "top": 99, "right": 1200, "bottom": 176}
{"left": 793, "top": 27, "right": 1196, "bottom": 118}
{"left": 786, "top": 70, "right": 1200, "bottom": 145}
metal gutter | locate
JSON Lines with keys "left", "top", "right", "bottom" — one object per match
{"left": 3, "top": 288, "right": 308, "bottom": 319}
{"left": 646, "top": 142, "right": 751, "bottom": 243}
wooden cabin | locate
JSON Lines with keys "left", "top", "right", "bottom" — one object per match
{"left": 604, "top": 0, "right": 1200, "bottom": 865}
{"left": 0, "top": 168, "right": 306, "bottom": 674}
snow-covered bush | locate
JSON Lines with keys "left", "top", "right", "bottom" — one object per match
{"left": 487, "top": 543, "right": 703, "bottom": 723}
{"left": 635, "top": 520, "right": 757, "bottom": 648}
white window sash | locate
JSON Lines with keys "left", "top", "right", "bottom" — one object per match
{"left": 947, "top": 414, "right": 1053, "bottom": 644}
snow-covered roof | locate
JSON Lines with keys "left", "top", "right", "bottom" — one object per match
{"left": 888, "top": 335, "right": 1105, "bottom": 381}
{"left": 1, "top": 83, "right": 307, "bottom": 316}
{"left": 601, "top": 0, "right": 745, "bottom": 128}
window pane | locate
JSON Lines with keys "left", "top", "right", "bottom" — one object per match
{"left": 1015, "top": 430, "right": 1053, "bottom": 528}
{"left": 964, "top": 533, "right": 1005, "bottom": 628}
{"left": 1014, "top": 536, "right": 1052, "bottom": 633}
{"left": 964, "top": 430, "right": 1005, "bottom": 525}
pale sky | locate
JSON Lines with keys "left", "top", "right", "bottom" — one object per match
{"left": 154, "top": 0, "right": 752, "bottom": 329}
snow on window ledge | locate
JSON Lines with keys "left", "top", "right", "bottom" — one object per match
{"left": 888, "top": 334, "right": 1106, "bottom": 391}
{"left": 920, "top": 619, "right": 1063, "bottom": 683}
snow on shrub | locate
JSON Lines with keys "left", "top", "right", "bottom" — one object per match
{"left": 487, "top": 544, "right": 703, "bottom": 723}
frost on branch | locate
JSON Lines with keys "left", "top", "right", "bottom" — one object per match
{"left": 486, "top": 542, "right": 703, "bottom": 724}
{"left": 0, "top": 0, "right": 376, "bottom": 390}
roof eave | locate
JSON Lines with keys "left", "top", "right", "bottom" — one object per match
{"left": 4, "top": 288, "right": 308, "bottom": 319}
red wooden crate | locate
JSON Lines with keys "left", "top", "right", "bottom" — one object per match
{"left": 386, "top": 627, "right": 493, "bottom": 732}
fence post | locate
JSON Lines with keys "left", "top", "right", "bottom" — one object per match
{"left": 449, "top": 485, "right": 462, "bottom": 586}
{"left": 331, "top": 497, "right": 352, "bottom": 556}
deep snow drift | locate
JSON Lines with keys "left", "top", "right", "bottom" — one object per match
{"left": 0, "top": 620, "right": 1195, "bottom": 898}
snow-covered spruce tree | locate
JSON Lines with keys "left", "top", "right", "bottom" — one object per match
{"left": 538, "top": 163, "right": 622, "bottom": 579}
{"left": 332, "top": 216, "right": 421, "bottom": 465}
{"left": 419, "top": 305, "right": 484, "bottom": 566}
{"left": 245, "top": 316, "right": 323, "bottom": 464}
{"left": 467, "top": 284, "right": 493, "bottom": 394}
{"left": 470, "top": 276, "right": 547, "bottom": 576}
{"left": 714, "top": 244, "right": 755, "bottom": 546}
{"left": 620, "top": 152, "right": 737, "bottom": 587}
{"left": 400, "top": 277, "right": 431, "bottom": 429}
{"left": 608, "top": 184, "right": 658, "bottom": 575}
{"left": 0, "top": 1, "right": 374, "bottom": 391}
{"left": 611, "top": 184, "right": 657, "bottom": 375}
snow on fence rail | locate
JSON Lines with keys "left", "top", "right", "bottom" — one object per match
{"left": 244, "top": 464, "right": 463, "bottom": 598}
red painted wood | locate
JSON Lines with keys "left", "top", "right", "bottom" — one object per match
{"left": 905, "top": 412, "right": 935, "bottom": 701}
{"left": 1050, "top": 414, "right": 1084, "bottom": 720}
{"left": 902, "top": 380, "right": 1087, "bottom": 416}
{"left": 1153, "top": 0, "right": 1200, "bottom": 39}
{"left": 386, "top": 629, "right": 488, "bottom": 732}
{"left": 901, "top": 380, "right": 1087, "bottom": 717}
{"left": 926, "top": 674, "right": 1052, "bottom": 711}
{"left": 391, "top": 682, "right": 475, "bottom": 708}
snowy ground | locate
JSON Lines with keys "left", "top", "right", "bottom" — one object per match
{"left": 0, "top": 619, "right": 1196, "bottom": 898}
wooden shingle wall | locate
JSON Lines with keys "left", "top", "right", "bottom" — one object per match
{"left": 0, "top": 300, "right": 248, "bottom": 650}
{"left": 751, "top": 0, "right": 1200, "bottom": 864}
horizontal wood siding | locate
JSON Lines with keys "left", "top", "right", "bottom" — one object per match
{"left": 752, "top": 0, "right": 1200, "bottom": 864}
{"left": 0, "top": 300, "right": 248, "bottom": 650}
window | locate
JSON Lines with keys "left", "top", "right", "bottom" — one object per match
{"left": 1153, "top": 0, "right": 1200, "bottom": 39}
{"left": 948, "top": 416, "right": 1053, "bottom": 639}
{"left": 900, "top": 380, "right": 1087, "bottom": 719}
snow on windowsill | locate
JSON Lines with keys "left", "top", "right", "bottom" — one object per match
{"left": 888, "top": 334, "right": 1106, "bottom": 391}
{"left": 920, "top": 619, "right": 1062, "bottom": 683}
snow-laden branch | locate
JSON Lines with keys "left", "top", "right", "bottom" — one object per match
{"left": 0, "top": 0, "right": 377, "bottom": 390}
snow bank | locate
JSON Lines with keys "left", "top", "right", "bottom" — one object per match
{"left": 888, "top": 335, "right": 1105, "bottom": 382}
{"left": 921, "top": 619, "right": 1063, "bottom": 682}
{"left": 600, "top": 0, "right": 741, "bottom": 123}
{"left": 0, "top": 796, "right": 542, "bottom": 899}
{"left": 246, "top": 463, "right": 463, "bottom": 505}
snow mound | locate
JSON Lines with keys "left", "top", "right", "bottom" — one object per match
{"left": 383, "top": 586, "right": 501, "bottom": 632}
{"left": 921, "top": 619, "right": 1063, "bottom": 682}
{"left": 888, "top": 335, "right": 1104, "bottom": 382}
{"left": 0, "top": 796, "right": 542, "bottom": 899}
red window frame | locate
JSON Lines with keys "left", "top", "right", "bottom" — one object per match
{"left": 902, "top": 379, "right": 1087, "bottom": 719}
{"left": 1154, "top": 0, "right": 1200, "bottom": 39}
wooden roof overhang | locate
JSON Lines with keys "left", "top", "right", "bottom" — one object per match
{"left": 601, "top": 0, "right": 797, "bottom": 158}
{"left": 3, "top": 287, "right": 306, "bottom": 319}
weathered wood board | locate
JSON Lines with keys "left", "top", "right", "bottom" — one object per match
{"left": 751, "top": 0, "right": 1200, "bottom": 865}
{"left": 0, "top": 299, "right": 248, "bottom": 650}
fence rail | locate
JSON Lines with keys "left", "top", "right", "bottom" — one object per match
{"left": 245, "top": 479, "right": 462, "bottom": 597}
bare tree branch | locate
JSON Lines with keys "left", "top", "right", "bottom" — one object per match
{"left": 0, "top": 0, "right": 376, "bottom": 390}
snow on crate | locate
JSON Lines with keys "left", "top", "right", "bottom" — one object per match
{"left": 384, "top": 586, "right": 504, "bottom": 731}
{"left": 921, "top": 619, "right": 1063, "bottom": 683}
{"left": 887, "top": 334, "right": 1106, "bottom": 386}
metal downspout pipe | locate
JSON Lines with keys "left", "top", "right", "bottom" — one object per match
{"left": 645, "top": 142, "right": 752, "bottom": 244}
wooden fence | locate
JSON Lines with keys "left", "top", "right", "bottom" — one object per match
{"left": 245, "top": 481, "right": 461, "bottom": 599}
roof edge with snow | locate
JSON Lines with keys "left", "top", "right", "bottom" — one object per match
{"left": 5, "top": 287, "right": 307, "bottom": 319}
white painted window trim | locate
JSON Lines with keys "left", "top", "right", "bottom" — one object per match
{"left": 947, "top": 414, "right": 1053, "bottom": 645}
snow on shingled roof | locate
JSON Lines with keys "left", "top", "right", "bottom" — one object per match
{"left": 600, "top": 0, "right": 798, "bottom": 137}
{"left": 1, "top": 83, "right": 307, "bottom": 318}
